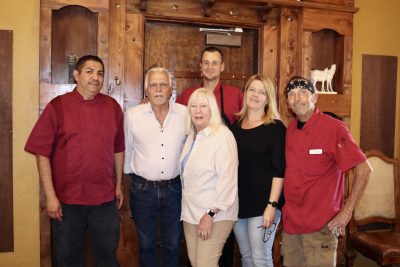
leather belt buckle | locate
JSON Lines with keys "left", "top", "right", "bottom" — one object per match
{"left": 153, "top": 180, "right": 169, "bottom": 187}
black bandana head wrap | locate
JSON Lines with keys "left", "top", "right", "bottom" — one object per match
{"left": 285, "top": 77, "right": 315, "bottom": 96}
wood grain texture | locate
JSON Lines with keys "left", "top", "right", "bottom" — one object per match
{"left": 51, "top": 5, "right": 98, "bottom": 84}
{"left": 144, "top": 21, "right": 258, "bottom": 95}
{"left": 278, "top": 7, "right": 301, "bottom": 123}
{"left": 128, "top": 0, "right": 274, "bottom": 26}
{"left": 260, "top": 25, "right": 279, "bottom": 84}
{"left": 303, "top": 8, "right": 353, "bottom": 35}
{"left": 361, "top": 55, "right": 397, "bottom": 157}
{"left": 316, "top": 93, "right": 351, "bottom": 117}
{"left": 40, "top": 9, "right": 52, "bottom": 83}
{"left": 108, "top": 0, "right": 126, "bottom": 105}
{"left": 0, "top": 29, "right": 13, "bottom": 253}
{"left": 123, "top": 12, "right": 145, "bottom": 110}
{"left": 41, "top": 0, "right": 108, "bottom": 10}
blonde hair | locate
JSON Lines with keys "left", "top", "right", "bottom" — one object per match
{"left": 144, "top": 67, "right": 173, "bottom": 89}
{"left": 185, "top": 88, "right": 223, "bottom": 134}
{"left": 237, "top": 74, "right": 281, "bottom": 124}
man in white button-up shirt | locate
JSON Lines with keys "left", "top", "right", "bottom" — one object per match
{"left": 124, "top": 67, "right": 187, "bottom": 267}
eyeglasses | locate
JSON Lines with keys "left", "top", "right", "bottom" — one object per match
{"left": 257, "top": 223, "right": 276, "bottom": 242}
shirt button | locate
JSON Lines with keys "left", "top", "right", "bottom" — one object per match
{"left": 161, "top": 144, "right": 164, "bottom": 146}
{"left": 162, "top": 157, "right": 164, "bottom": 160}
{"left": 161, "top": 171, "right": 164, "bottom": 174}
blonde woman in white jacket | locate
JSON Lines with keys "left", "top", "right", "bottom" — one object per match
{"left": 180, "top": 88, "right": 239, "bottom": 267}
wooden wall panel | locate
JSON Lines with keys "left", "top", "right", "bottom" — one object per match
{"left": 302, "top": 0, "right": 354, "bottom": 6}
{"left": 51, "top": 6, "right": 98, "bottom": 84}
{"left": 127, "top": 0, "right": 267, "bottom": 27}
{"left": 278, "top": 7, "right": 301, "bottom": 121}
{"left": 0, "top": 29, "right": 13, "bottom": 252}
{"left": 108, "top": 0, "right": 126, "bottom": 106}
{"left": 144, "top": 21, "right": 258, "bottom": 95}
{"left": 303, "top": 8, "right": 352, "bottom": 36}
{"left": 124, "top": 12, "right": 144, "bottom": 110}
{"left": 361, "top": 55, "right": 398, "bottom": 157}
{"left": 260, "top": 25, "right": 279, "bottom": 85}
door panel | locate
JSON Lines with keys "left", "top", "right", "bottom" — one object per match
{"left": 144, "top": 21, "right": 259, "bottom": 96}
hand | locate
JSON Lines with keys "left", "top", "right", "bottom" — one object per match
{"left": 327, "top": 207, "right": 352, "bottom": 237}
{"left": 197, "top": 213, "right": 214, "bottom": 241}
{"left": 263, "top": 205, "right": 276, "bottom": 228}
{"left": 115, "top": 185, "right": 124, "bottom": 209}
{"left": 46, "top": 195, "right": 62, "bottom": 221}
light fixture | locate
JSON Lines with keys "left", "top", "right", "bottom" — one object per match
{"left": 199, "top": 27, "right": 243, "bottom": 34}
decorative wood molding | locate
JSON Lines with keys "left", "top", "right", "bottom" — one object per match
{"left": 172, "top": 70, "right": 250, "bottom": 81}
{"left": 140, "top": 0, "right": 147, "bottom": 11}
{"left": 217, "top": 0, "right": 359, "bottom": 13}
{"left": 201, "top": 0, "right": 215, "bottom": 17}
{"left": 259, "top": 3, "right": 274, "bottom": 23}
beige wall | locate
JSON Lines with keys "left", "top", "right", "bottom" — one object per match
{"left": 0, "top": 0, "right": 398, "bottom": 266}
{"left": 352, "top": 0, "right": 400, "bottom": 160}
{"left": 351, "top": 1, "right": 400, "bottom": 266}
{"left": 0, "top": 0, "right": 40, "bottom": 266}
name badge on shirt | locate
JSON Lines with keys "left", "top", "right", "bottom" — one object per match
{"left": 309, "top": 149, "right": 323, "bottom": 155}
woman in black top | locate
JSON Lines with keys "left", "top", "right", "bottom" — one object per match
{"left": 232, "top": 74, "right": 286, "bottom": 267}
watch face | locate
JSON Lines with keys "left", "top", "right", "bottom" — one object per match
{"left": 269, "top": 201, "right": 278, "bottom": 208}
{"left": 207, "top": 209, "right": 216, "bottom": 217}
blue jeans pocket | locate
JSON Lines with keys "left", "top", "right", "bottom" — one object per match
{"left": 168, "top": 181, "right": 182, "bottom": 194}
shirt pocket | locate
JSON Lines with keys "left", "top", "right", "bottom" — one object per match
{"left": 305, "top": 153, "right": 329, "bottom": 176}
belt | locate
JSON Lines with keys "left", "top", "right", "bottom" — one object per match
{"left": 130, "top": 173, "right": 180, "bottom": 187}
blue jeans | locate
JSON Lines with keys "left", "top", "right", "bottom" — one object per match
{"left": 130, "top": 175, "right": 182, "bottom": 267}
{"left": 52, "top": 200, "right": 120, "bottom": 267}
{"left": 233, "top": 209, "right": 281, "bottom": 267}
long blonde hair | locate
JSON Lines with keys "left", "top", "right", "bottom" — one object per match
{"left": 237, "top": 74, "right": 281, "bottom": 124}
{"left": 185, "top": 88, "right": 223, "bottom": 134}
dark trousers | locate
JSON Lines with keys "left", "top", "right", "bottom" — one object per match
{"left": 52, "top": 200, "right": 120, "bottom": 267}
{"left": 130, "top": 174, "right": 182, "bottom": 267}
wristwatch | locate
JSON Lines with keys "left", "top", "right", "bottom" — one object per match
{"left": 207, "top": 208, "right": 217, "bottom": 218}
{"left": 268, "top": 201, "right": 278, "bottom": 208}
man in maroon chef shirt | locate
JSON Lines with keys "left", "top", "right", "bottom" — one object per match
{"left": 176, "top": 46, "right": 243, "bottom": 128}
{"left": 25, "top": 55, "right": 124, "bottom": 267}
{"left": 281, "top": 76, "right": 372, "bottom": 267}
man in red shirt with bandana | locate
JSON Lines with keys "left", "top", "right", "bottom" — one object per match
{"left": 281, "top": 76, "right": 372, "bottom": 267}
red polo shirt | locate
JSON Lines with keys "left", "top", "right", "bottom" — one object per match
{"left": 25, "top": 89, "right": 125, "bottom": 205}
{"left": 283, "top": 109, "right": 366, "bottom": 234}
{"left": 176, "top": 82, "right": 243, "bottom": 125}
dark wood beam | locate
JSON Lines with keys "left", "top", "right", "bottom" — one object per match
{"left": 259, "top": 3, "right": 274, "bottom": 23}
{"left": 217, "top": 0, "right": 359, "bottom": 13}
{"left": 140, "top": 0, "right": 147, "bottom": 11}
{"left": 201, "top": 0, "right": 216, "bottom": 17}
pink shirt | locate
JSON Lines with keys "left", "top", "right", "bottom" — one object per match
{"left": 283, "top": 109, "right": 366, "bottom": 234}
{"left": 25, "top": 89, "right": 125, "bottom": 205}
{"left": 176, "top": 82, "right": 243, "bottom": 125}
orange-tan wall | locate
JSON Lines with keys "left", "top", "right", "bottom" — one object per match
{"left": 350, "top": 1, "right": 400, "bottom": 266}
{"left": 0, "top": 0, "right": 40, "bottom": 266}
{"left": 352, "top": 0, "right": 400, "bottom": 160}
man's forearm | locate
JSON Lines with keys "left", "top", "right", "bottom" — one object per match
{"left": 345, "top": 160, "right": 372, "bottom": 213}
{"left": 114, "top": 152, "right": 125, "bottom": 186}
{"left": 36, "top": 155, "right": 57, "bottom": 200}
